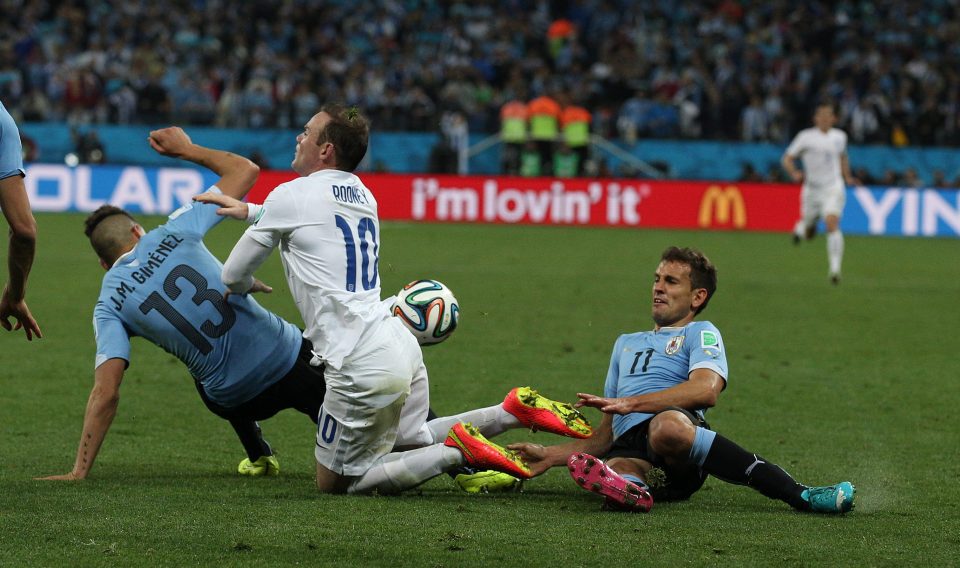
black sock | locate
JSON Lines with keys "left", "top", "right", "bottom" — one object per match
{"left": 230, "top": 419, "right": 272, "bottom": 462}
{"left": 701, "top": 433, "right": 808, "bottom": 510}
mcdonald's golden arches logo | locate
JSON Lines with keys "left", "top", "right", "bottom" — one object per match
{"left": 698, "top": 185, "right": 746, "bottom": 228}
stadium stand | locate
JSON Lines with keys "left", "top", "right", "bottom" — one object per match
{"left": 1, "top": 1, "right": 958, "bottom": 182}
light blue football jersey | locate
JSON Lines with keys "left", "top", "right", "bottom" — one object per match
{"left": 93, "top": 196, "right": 303, "bottom": 407}
{"left": 0, "top": 101, "right": 25, "bottom": 180}
{"left": 603, "top": 320, "right": 728, "bottom": 439}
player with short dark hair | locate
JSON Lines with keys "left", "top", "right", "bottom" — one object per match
{"left": 0, "top": 100, "right": 41, "bottom": 340}
{"left": 781, "top": 102, "right": 859, "bottom": 285}
{"left": 194, "top": 105, "right": 596, "bottom": 493}
{"left": 510, "top": 246, "right": 855, "bottom": 514}
{"left": 39, "top": 127, "right": 326, "bottom": 481}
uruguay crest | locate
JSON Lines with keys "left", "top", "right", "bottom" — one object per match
{"left": 665, "top": 335, "right": 684, "bottom": 355}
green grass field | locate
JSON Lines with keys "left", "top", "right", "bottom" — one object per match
{"left": 2, "top": 213, "right": 958, "bottom": 566}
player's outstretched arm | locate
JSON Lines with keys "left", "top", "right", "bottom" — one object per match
{"left": 577, "top": 370, "right": 724, "bottom": 416}
{"left": 148, "top": 127, "right": 259, "bottom": 201}
{"left": 36, "top": 359, "right": 126, "bottom": 481}
{"left": 0, "top": 175, "right": 41, "bottom": 340}
{"left": 508, "top": 414, "right": 614, "bottom": 477}
{"left": 192, "top": 191, "right": 249, "bottom": 221}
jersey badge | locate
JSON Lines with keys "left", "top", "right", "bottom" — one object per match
{"left": 665, "top": 335, "right": 684, "bottom": 355}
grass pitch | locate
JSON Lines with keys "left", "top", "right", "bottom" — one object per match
{"left": 1, "top": 214, "right": 958, "bottom": 566}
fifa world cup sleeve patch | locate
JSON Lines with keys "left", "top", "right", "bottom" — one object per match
{"left": 700, "top": 330, "right": 722, "bottom": 357}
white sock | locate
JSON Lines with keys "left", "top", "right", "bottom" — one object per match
{"left": 827, "top": 230, "right": 844, "bottom": 274}
{"left": 794, "top": 220, "right": 806, "bottom": 238}
{"left": 347, "top": 444, "right": 463, "bottom": 494}
{"left": 425, "top": 404, "right": 521, "bottom": 443}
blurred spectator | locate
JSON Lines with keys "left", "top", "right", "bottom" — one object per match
{"left": 70, "top": 127, "right": 106, "bottom": 164}
{"left": 519, "top": 141, "right": 542, "bottom": 177}
{"left": 595, "top": 158, "right": 612, "bottom": 178}
{"left": 881, "top": 169, "right": 901, "bottom": 186}
{"left": 172, "top": 77, "right": 216, "bottom": 125}
{"left": 738, "top": 163, "right": 763, "bottom": 182}
{"left": 428, "top": 134, "right": 458, "bottom": 174}
{"left": 499, "top": 98, "right": 528, "bottom": 175}
{"left": 741, "top": 95, "right": 769, "bottom": 142}
{"left": 440, "top": 111, "right": 468, "bottom": 175}
{"left": 136, "top": 73, "right": 171, "bottom": 125}
{"left": 902, "top": 167, "right": 924, "bottom": 188}
{"left": 930, "top": 169, "right": 948, "bottom": 188}
{"left": 618, "top": 89, "right": 652, "bottom": 145}
{"left": 766, "top": 163, "right": 788, "bottom": 183}
{"left": 890, "top": 121, "right": 909, "bottom": 147}
{"left": 528, "top": 93, "right": 560, "bottom": 173}
{"left": 853, "top": 167, "right": 875, "bottom": 186}
{"left": 19, "top": 132, "right": 38, "bottom": 162}
{"left": 547, "top": 19, "right": 576, "bottom": 62}
{"left": 249, "top": 150, "right": 270, "bottom": 170}
{"left": 559, "top": 97, "right": 590, "bottom": 176}
{"left": 553, "top": 143, "right": 578, "bottom": 178}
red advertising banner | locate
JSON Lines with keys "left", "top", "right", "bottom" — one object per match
{"left": 249, "top": 172, "right": 801, "bottom": 232}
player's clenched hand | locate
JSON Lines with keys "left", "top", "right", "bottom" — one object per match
{"left": 575, "top": 392, "right": 631, "bottom": 415}
{"left": 148, "top": 126, "right": 194, "bottom": 158}
{"left": 193, "top": 191, "right": 249, "bottom": 220}
{"left": 505, "top": 442, "right": 551, "bottom": 477}
{"left": 0, "top": 289, "right": 42, "bottom": 340}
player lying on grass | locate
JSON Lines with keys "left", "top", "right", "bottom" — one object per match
{"left": 38, "top": 127, "right": 326, "bottom": 480}
{"left": 509, "top": 246, "right": 855, "bottom": 514}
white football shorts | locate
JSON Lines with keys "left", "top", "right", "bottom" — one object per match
{"left": 315, "top": 316, "right": 427, "bottom": 476}
{"left": 801, "top": 182, "right": 846, "bottom": 223}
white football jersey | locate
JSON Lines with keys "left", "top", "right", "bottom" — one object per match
{"left": 245, "top": 169, "right": 387, "bottom": 369}
{"left": 785, "top": 127, "right": 848, "bottom": 189}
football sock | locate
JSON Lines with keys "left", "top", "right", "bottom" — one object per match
{"left": 347, "top": 444, "right": 463, "bottom": 494}
{"left": 699, "top": 431, "right": 808, "bottom": 510}
{"left": 229, "top": 419, "right": 272, "bottom": 461}
{"left": 424, "top": 404, "right": 521, "bottom": 444}
{"left": 793, "top": 220, "right": 806, "bottom": 238}
{"left": 688, "top": 425, "right": 717, "bottom": 466}
{"left": 827, "top": 230, "right": 844, "bottom": 275}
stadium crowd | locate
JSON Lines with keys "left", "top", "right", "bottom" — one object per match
{"left": 1, "top": 0, "right": 958, "bottom": 149}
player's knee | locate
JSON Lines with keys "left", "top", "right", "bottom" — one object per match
{"left": 606, "top": 457, "right": 647, "bottom": 479}
{"left": 606, "top": 457, "right": 630, "bottom": 471}
{"left": 315, "top": 463, "right": 346, "bottom": 493}
{"left": 648, "top": 411, "right": 695, "bottom": 457}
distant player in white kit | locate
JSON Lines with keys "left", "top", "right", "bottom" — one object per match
{"left": 781, "top": 103, "right": 858, "bottom": 285}
{"left": 195, "top": 105, "right": 591, "bottom": 494}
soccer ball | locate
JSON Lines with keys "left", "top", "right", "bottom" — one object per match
{"left": 392, "top": 279, "right": 460, "bottom": 345}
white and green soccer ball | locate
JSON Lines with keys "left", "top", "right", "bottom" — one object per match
{"left": 392, "top": 279, "right": 460, "bottom": 345}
